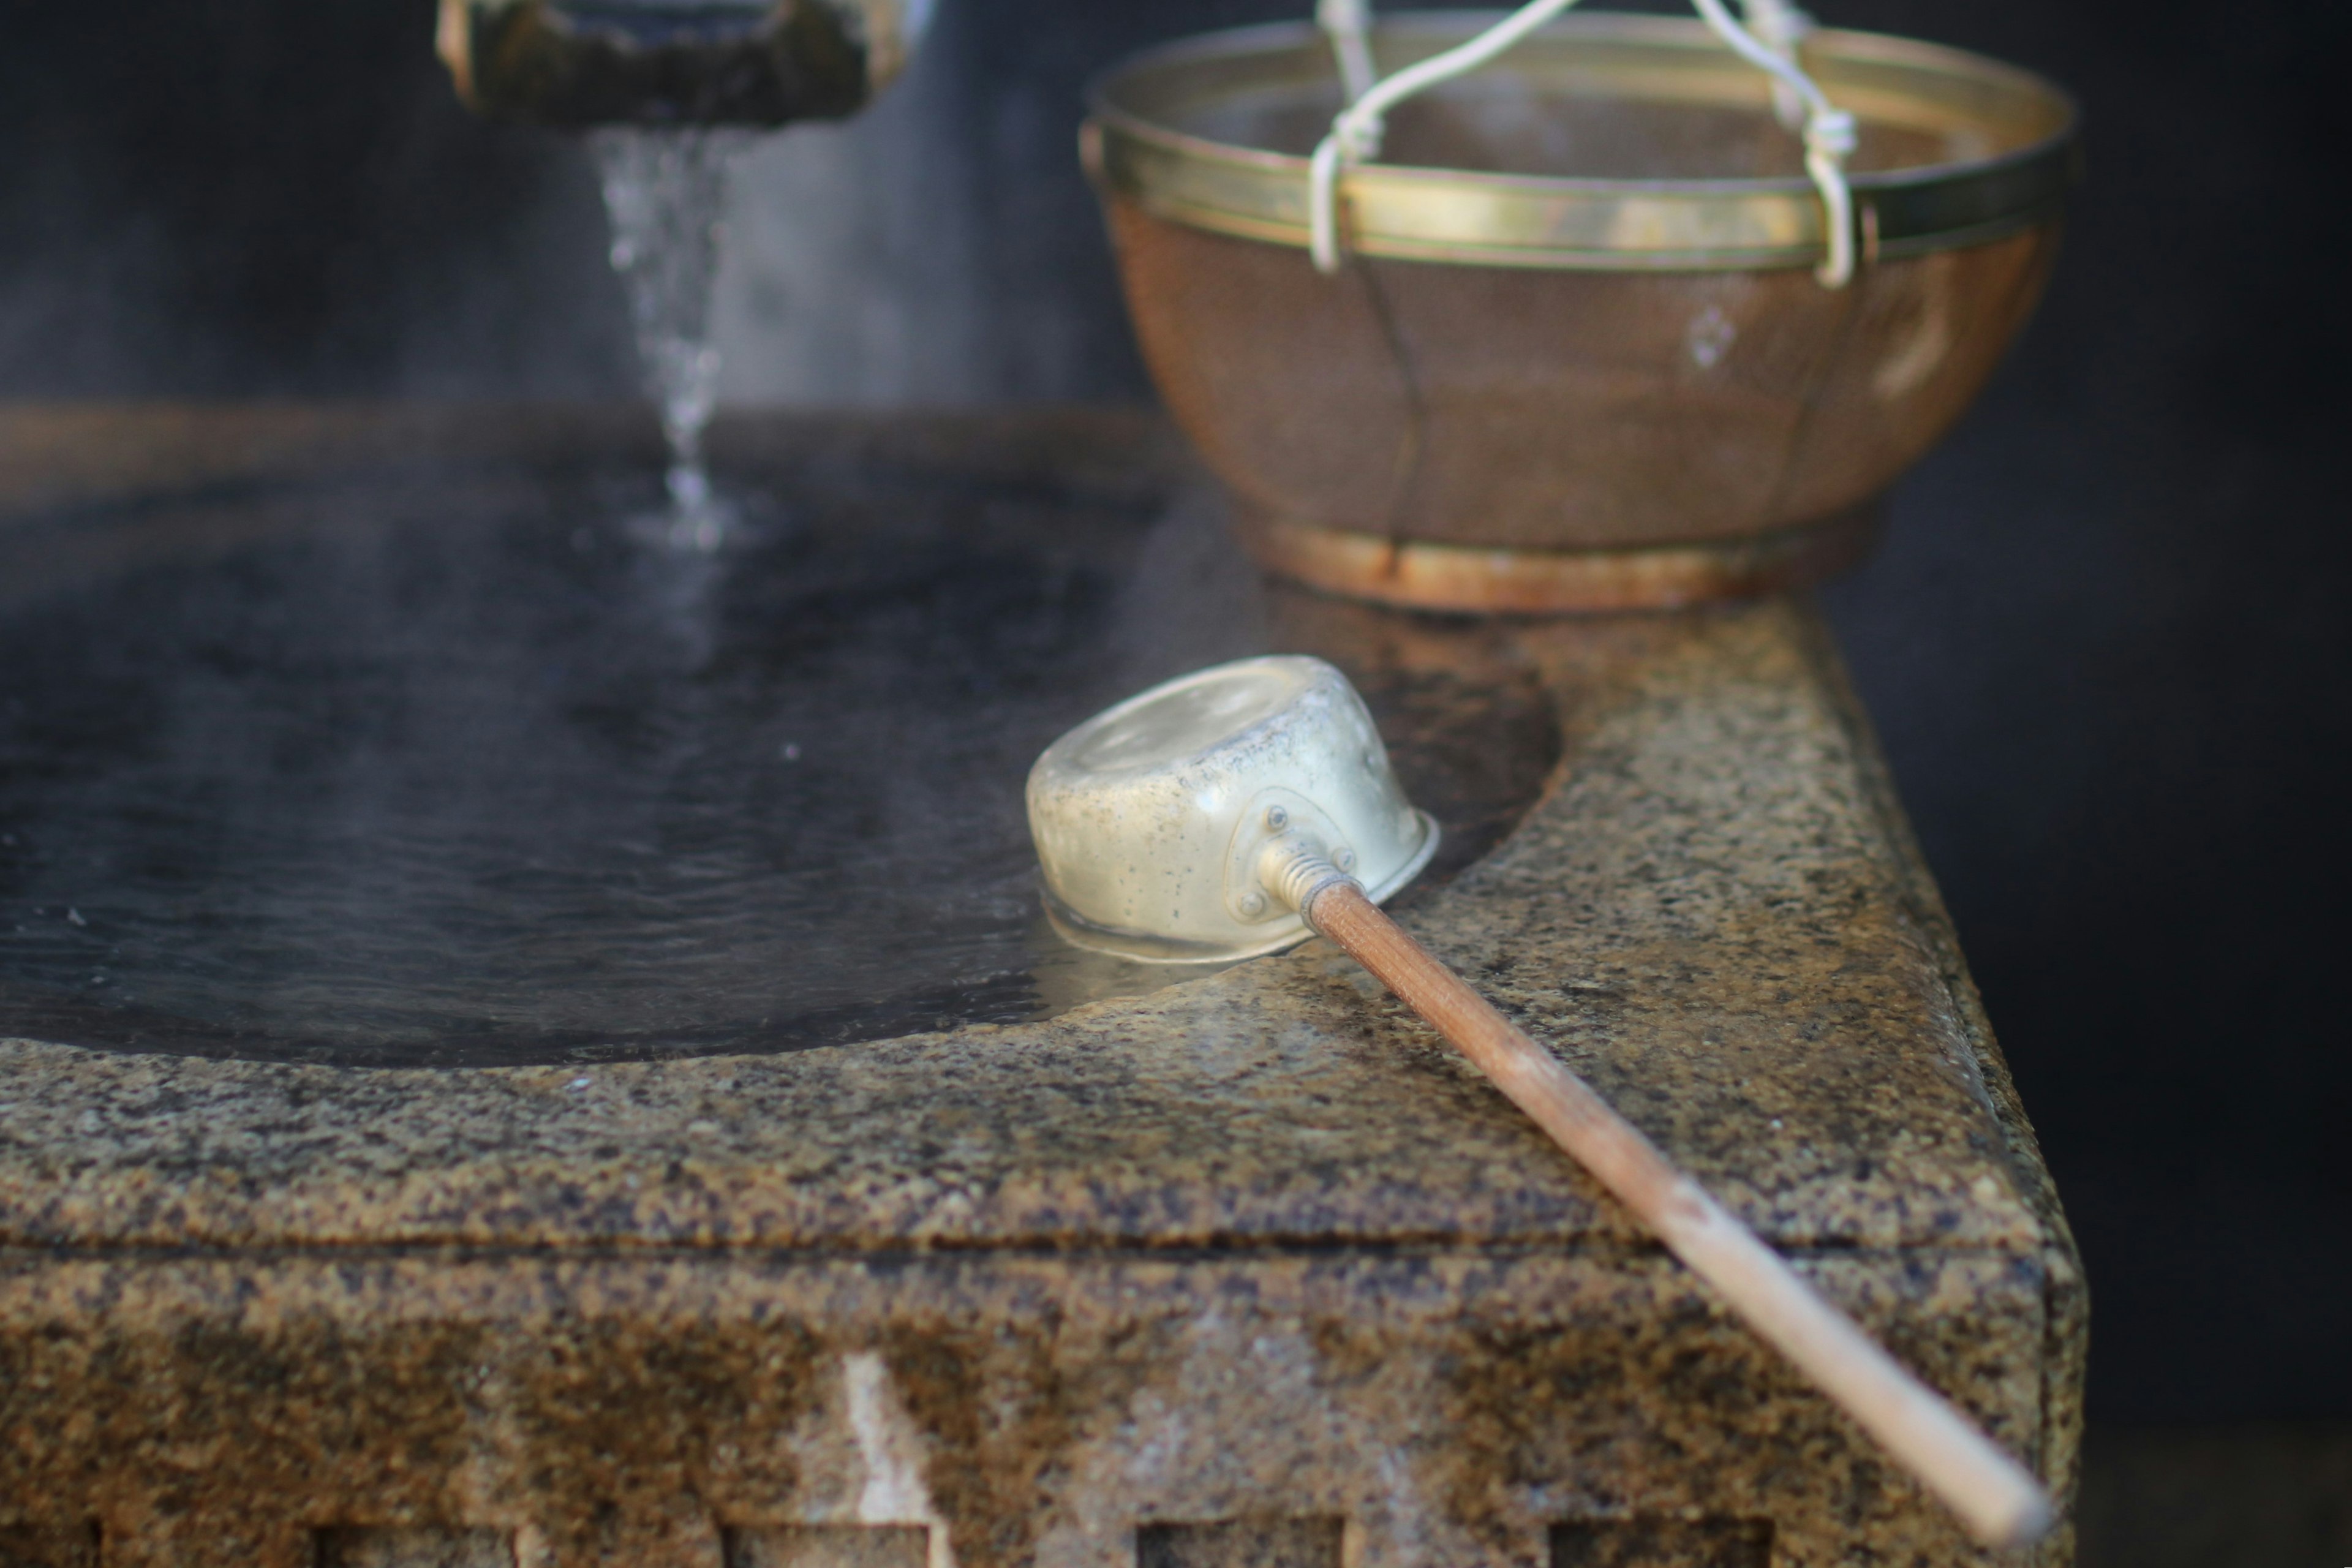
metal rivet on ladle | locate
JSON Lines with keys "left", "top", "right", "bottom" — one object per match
{"left": 1028, "top": 655, "right": 2053, "bottom": 1550}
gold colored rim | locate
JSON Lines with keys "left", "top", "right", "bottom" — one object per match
{"left": 1087, "top": 12, "right": 2079, "bottom": 271}
{"left": 1240, "top": 509, "right": 1883, "bottom": 613}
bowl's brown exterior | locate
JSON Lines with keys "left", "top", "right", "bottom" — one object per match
{"left": 1105, "top": 192, "right": 2059, "bottom": 611}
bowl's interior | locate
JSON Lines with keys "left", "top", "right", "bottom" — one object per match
{"left": 1104, "top": 15, "right": 2072, "bottom": 183}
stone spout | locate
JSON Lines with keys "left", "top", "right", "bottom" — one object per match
{"left": 437, "top": 0, "right": 932, "bottom": 127}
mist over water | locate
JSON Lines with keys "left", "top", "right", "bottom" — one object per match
{"left": 592, "top": 127, "right": 749, "bottom": 550}
{"left": 0, "top": 453, "right": 1557, "bottom": 1068}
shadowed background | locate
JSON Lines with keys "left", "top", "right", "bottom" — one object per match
{"left": 1, "top": 0, "right": 2345, "bottom": 1553}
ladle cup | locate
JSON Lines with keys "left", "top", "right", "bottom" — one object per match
{"left": 1028, "top": 655, "right": 2055, "bottom": 1549}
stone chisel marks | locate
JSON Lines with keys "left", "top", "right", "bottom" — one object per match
{"left": 314, "top": 1530, "right": 514, "bottom": 1568}
{"left": 725, "top": 1526, "right": 929, "bottom": 1568}
{"left": 1134, "top": 1518, "right": 1344, "bottom": 1568}
{"left": 1551, "top": 1517, "right": 1772, "bottom": 1568}
{"left": 0, "top": 1525, "right": 100, "bottom": 1568}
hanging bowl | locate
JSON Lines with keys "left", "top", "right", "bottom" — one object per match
{"left": 1085, "top": 12, "right": 2079, "bottom": 611}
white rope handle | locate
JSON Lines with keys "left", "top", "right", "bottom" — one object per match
{"left": 1740, "top": 0, "right": 1818, "bottom": 130}
{"left": 1308, "top": 0, "right": 1859, "bottom": 287}
{"left": 1309, "top": 0, "right": 1587, "bottom": 273}
{"left": 1317, "top": 0, "right": 1378, "bottom": 104}
{"left": 1687, "top": 0, "right": 1855, "bottom": 285}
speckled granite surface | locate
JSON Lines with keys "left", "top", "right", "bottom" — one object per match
{"left": 0, "top": 409, "right": 2082, "bottom": 1568}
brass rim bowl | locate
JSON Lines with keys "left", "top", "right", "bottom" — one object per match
{"left": 1085, "top": 13, "right": 2080, "bottom": 612}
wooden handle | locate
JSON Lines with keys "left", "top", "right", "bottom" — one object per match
{"left": 1308, "top": 881, "right": 2055, "bottom": 1548}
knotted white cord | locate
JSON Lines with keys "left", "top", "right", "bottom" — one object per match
{"left": 1309, "top": 0, "right": 1588, "bottom": 274}
{"left": 1317, "top": 0, "right": 1378, "bottom": 104}
{"left": 1740, "top": 0, "right": 1818, "bottom": 130}
{"left": 1687, "top": 0, "right": 1855, "bottom": 285}
{"left": 1308, "top": 0, "right": 1859, "bottom": 288}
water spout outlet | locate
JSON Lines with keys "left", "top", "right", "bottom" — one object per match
{"left": 438, "top": 0, "right": 932, "bottom": 129}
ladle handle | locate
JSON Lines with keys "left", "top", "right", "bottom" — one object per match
{"left": 1305, "top": 881, "right": 2056, "bottom": 1550}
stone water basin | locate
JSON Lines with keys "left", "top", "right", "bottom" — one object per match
{"left": 0, "top": 407, "right": 2081, "bottom": 1568}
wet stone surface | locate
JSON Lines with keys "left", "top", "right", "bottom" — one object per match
{"left": 0, "top": 438, "right": 1555, "bottom": 1066}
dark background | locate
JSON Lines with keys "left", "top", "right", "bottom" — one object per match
{"left": 2, "top": 0, "right": 2346, "bottom": 1434}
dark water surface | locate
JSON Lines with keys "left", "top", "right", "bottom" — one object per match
{"left": 0, "top": 453, "right": 1556, "bottom": 1066}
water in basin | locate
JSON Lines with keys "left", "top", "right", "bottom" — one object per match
{"left": 0, "top": 441, "right": 1558, "bottom": 1067}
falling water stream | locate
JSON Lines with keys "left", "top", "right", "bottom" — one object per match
{"left": 592, "top": 128, "right": 748, "bottom": 551}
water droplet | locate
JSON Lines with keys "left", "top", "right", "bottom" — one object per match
{"left": 1687, "top": 304, "right": 1737, "bottom": 369}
